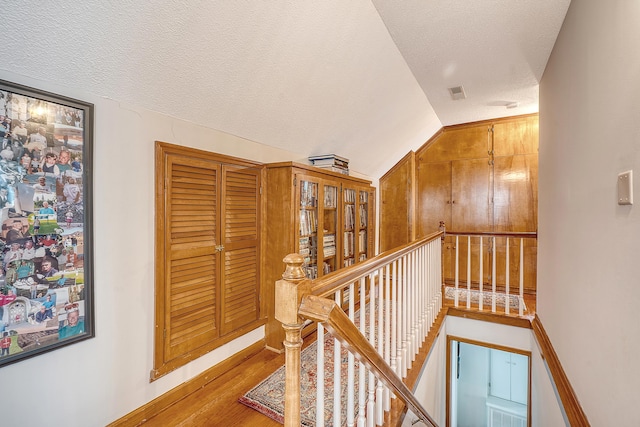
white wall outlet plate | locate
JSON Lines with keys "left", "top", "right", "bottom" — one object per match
{"left": 618, "top": 170, "right": 633, "bottom": 205}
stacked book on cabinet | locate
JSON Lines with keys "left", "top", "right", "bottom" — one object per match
{"left": 308, "top": 154, "right": 350, "bottom": 175}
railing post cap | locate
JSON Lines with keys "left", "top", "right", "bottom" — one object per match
{"left": 282, "top": 253, "right": 306, "bottom": 280}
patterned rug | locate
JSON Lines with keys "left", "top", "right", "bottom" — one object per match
{"left": 444, "top": 286, "right": 524, "bottom": 310}
{"left": 239, "top": 331, "right": 362, "bottom": 426}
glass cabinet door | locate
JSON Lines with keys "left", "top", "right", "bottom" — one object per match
{"left": 298, "top": 179, "right": 318, "bottom": 279}
{"left": 321, "top": 183, "right": 338, "bottom": 275}
{"left": 358, "top": 190, "right": 369, "bottom": 262}
{"left": 343, "top": 188, "right": 356, "bottom": 267}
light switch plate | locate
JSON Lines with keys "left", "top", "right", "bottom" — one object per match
{"left": 618, "top": 170, "right": 633, "bottom": 205}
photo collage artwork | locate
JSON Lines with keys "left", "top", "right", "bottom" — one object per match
{"left": 0, "top": 88, "right": 86, "bottom": 360}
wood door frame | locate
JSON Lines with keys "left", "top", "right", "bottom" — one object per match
{"left": 445, "top": 335, "right": 532, "bottom": 427}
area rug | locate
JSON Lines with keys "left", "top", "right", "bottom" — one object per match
{"left": 239, "top": 332, "right": 362, "bottom": 426}
{"left": 444, "top": 286, "right": 524, "bottom": 310}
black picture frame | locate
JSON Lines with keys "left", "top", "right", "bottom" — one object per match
{"left": 0, "top": 79, "right": 94, "bottom": 367}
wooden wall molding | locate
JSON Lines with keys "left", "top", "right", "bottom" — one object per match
{"left": 531, "top": 315, "right": 591, "bottom": 426}
{"left": 447, "top": 307, "right": 533, "bottom": 329}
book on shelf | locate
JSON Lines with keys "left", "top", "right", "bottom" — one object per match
{"left": 300, "top": 181, "right": 318, "bottom": 207}
{"left": 324, "top": 185, "right": 338, "bottom": 208}
{"left": 322, "top": 262, "right": 333, "bottom": 275}
{"left": 299, "top": 210, "right": 317, "bottom": 236}
{"left": 358, "top": 230, "right": 367, "bottom": 252}
{"left": 345, "top": 204, "right": 355, "bottom": 229}
{"left": 343, "top": 188, "right": 356, "bottom": 203}
{"left": 323, "top": 233, "right": 336, "bottom": 245}
{"left": 323, "top": 245, "right": 336, "bottom": 257}
{"left": 304, "top": 265, "right": 318, "bottom": 279}
{"left": 359, "top": 204, "right": 367, "bottom": 227}
{"left": 344, "top": 231, "right": 354, "bottom": 257}
{"left": 299, "top": 235, "right": 317, "bottom": 263}
{"left": 299, "top": 247, "right": 310, "bottom": 257}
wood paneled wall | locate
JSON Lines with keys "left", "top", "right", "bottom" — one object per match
{"left": 379, "top": 152, "right": 416, "bottom": 252}
{"left": 379, "top": 114, "right": 539, "bottom": 292}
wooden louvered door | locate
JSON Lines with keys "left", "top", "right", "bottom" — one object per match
{"left": 220, "top": 165, "right": 260, "bottom": 335}
{"left": 163, "top": 153, "right": 221, "bottom": 363}
{"left": 154, "top": 142, "right": 263, "bottom": 380}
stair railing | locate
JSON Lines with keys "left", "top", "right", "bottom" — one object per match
{"left": 275, "top": 231, "right": 443, "bottom": 427}
{"left": 443, "top": 228, "right": 537, "bottom": 315}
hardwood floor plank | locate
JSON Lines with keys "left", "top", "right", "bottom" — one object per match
{"left": 141, "top": 348, "right": 284, "bottom": 426}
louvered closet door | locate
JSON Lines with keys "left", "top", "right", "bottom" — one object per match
{"left": 220, "top": 165, "right": 261, "bottom": 335}
{"left": 164, "top": 154, "right": 221, "bottom": 362}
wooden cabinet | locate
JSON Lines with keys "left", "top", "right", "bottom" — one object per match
{"left": 153, "top": 142, "right": 263, "bottom": 379}
{"left": 264, "top": 162, "right": 375, "bottom": 350}
{"left": 413, "top": 114, "right": 538, "bottom": 292}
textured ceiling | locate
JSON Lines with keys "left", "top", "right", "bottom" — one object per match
{"left": 2, "top": 1, "right": 569, "bottom": 178}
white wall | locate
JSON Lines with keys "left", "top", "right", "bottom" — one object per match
{"left": 529, "top": 334, "right": 566, "bottom": 427}
{"left": 0, "top": 69, "right": 322, "bottom": 427}
{"left": 446, "top": 317, "right": 532, "bottom": 353}
{"left": 408, "top": 316, "right": 567, "bottom": 427}
{"left": 403, "top": 322, "right": 448, "bottom": 427}
{"left": 539, "top": 1, "right": 640, "bottom": 425}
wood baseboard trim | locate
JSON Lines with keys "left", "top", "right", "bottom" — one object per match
{"left": 108, "top": 339, "right": 265, "bottom": 427}
{"left": 446, "top": 306, "right": 533, "bottom": 329}
{"left": 531, "top": 315, "right": 590, "bottom": 426}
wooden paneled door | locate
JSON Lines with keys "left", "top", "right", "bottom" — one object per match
{"left": 220, "top": 165, "right": 261, "bottom": 335}
{"left": 379, "top": 152, "right": 414, "bottom": 252}
{"left": 451, "top": 158, "right": 492, "bottom": 232}
{"left": 161, "top": 154, "right": 221, "bottom": 365}
{"left": 416, "top": 160, "right": 451, "bottom": 237}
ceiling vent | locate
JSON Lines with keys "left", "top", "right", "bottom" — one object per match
{"left": 448, "top": 85, "right": 466, "bottom": 100}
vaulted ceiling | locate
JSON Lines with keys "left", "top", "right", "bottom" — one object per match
{"left": 3, "top": 1, "right": 570, "bottom": 178}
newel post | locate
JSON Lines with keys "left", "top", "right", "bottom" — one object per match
{"left": 274, "top": 253, "right": 311, "bottom": 427}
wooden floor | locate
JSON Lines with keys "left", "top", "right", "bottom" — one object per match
{"left": 139, "top": 291, "right": 535, "bottom": 427}
{"left": 141, "top": 346, "right": 288, "bottom": 427}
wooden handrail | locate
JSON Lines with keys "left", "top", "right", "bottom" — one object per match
{"left": 531, "top": 315, "right": 591, "bottom": 426}
{"left": 310, "top": 230, "right": 443, "bottom": 298}
{"left": 444, "top": 230, "right": 537, "bottom": 238}
{"left": 298, "top": 294, "right": 439, "bottom": 427}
